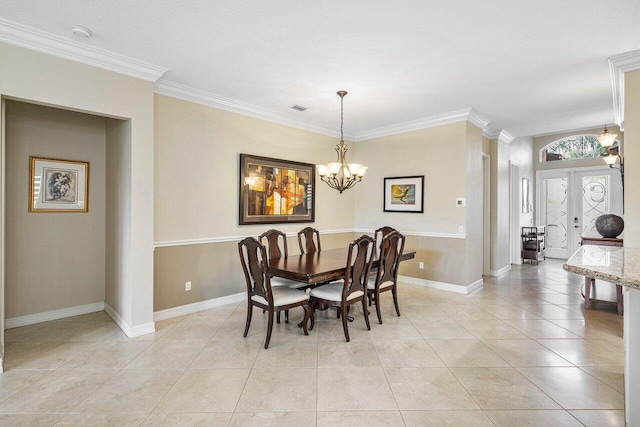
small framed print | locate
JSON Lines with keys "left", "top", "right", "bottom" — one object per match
{"left": 384, "top": 175, "right": 424, "bottom": 213}
{"left": 29, "top": 157, "right": 89, "bottom": 213}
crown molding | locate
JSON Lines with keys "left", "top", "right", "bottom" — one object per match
{"left": 498, "top": 130, "right": 515, "bottom": 144}
{"left": 355, "top": 108, "right": 483, "bottom": 141}
{"left": 609, "top": 50, "right": 640, "bottom": 132}
{"left": 154, "top": 79, "right": 344, "bottom": 139}
{"left": 482, "top": 128, "right": 502, "bottom": 139}
{"left": 0, "top": 18, "right": 168, "bottom": 82}
{"left": 467, "top": 109, "right": 492, "bottom": 131}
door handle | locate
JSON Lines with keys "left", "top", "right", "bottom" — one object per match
{"left": 548, "top": 224, "right": 558, "bottom": 227}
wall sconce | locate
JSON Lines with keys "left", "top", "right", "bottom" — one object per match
{"left": 604, "top": 152, "right": 624, "bottom": 187}
{"left": 596, "top": 125, "right": 618, "bottom": 148}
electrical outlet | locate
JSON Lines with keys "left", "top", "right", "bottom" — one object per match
{"left": 419, "top": 261, "right": 424, "bottom": 269}
{"left": 459, "top": 226, "right": 464, "bottom": 233}
{"left": 185, "top": 281, "right": 191, "bottom": 291}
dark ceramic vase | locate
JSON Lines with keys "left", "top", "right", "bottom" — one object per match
{"left": 595, "top": 214, "right": 624, "bottom": 238}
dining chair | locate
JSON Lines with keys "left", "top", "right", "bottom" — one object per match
{"left": 304, "top": 235, "right": 374, "bottom": 342}
{"left": 298, "top": 226, "right": 321, "bottom": 254}
{"left": 238, "top": 237, "right": 309, "bottom": 349}
{"left": 259, "top": 229, "right": 305, "bottom": 324}
{"left": 374, "top": 226, "right": 397, "bottom": 258}
{"left": 368, "top": 231, "right": 405, "bottom": 324}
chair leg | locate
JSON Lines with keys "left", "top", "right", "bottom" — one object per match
{"left": 243, "top": 301, "right": 253, "bottom": 337}
{"left": 276, "top": 311, "right": 281, "bottom": 324}
{"left": 375, "top": 291, "right": 383, "bottom": 324}
{"left": 392, "top": 285, "right": 401, "bottom": 317}
{"left": 285, "top": 309, "right": 289, "bottom": 323}
{"left": 265, "top": 309, "right": 275, "bottom": 349}
{"left": 362, "top": 299, "right": 371, "bottom": 331}
{"left": 308, "top": 302, "right": 317, "bottom": 331}
{"left": 301, "top": 306, "right": 309, "bottom": 336}
{"left": 341, "top": 305, "right": 350, "bottom": 342}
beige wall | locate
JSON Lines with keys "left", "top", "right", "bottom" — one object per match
{"left": 5, "top": 101, "right": 106, "bottom": 318}
{"left": 153, "top": 95, "right": 358, "bottom": 311}
{"left": 154, "top": 232, "right": 355, "bottom": 311}
{"left": 353, "top": 122, "right": 479, "bottom": 287}
{"left": 465, "top": 123, "right": 484, "bottom": 283}
{"left": 490, "top": 138, "right": 510, "bottom": 271}
{"left": 625, "top": 70, "right": 640, "bottom": 247}
{"left": 0, "top": 42, "right": 156, "bottom": 334}
{"left": 105, "top": 118, "right": 132, "bottom": 318}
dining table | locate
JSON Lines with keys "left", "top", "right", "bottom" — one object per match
{"left": 267, "top": 246, "right": 416, "bottom": 324}
{"left": 267, "top": 246, "right": 416, "bottom": 287}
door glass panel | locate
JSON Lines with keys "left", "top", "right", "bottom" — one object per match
{"left": 581, "top": 175, "right": 609, "bottom": 237}
{"left": 545, "top": 177, "right": 568, "bottom": 251}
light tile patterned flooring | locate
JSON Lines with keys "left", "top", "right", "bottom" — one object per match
{"left": 0, "top": 260, "right": 625, "bottom": 426}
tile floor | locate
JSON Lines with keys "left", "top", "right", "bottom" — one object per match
{"left": 0, "top": 259, "right": 625, "bottom": 426}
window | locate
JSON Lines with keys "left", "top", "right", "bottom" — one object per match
{"left": 541, "top": 135, "right": 619, "bottom": 162}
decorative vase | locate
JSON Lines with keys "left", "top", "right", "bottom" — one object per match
{"left": 595, "top": 214, "right": 624, "bottom": 238}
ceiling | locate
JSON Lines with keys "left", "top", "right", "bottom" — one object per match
{"left": 1, "top": 0, "right": 640, "bottom": 139}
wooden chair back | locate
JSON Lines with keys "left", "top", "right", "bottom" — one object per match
{"left": 298, "top": 227, "right": 321, "bottom": 254}
{"left": 238, "top": 237, "right": 272, "bottom": 306}
{"left": 375, "top": 231, "right": 406, "bottom": 287}
{"left": 342, "top": 235, "right": 375, "bottom": 300}
{"left": 375, "top": 226, "right": 397, "bottom": 258}
{"left": 259, "top": 229, "right": 288, "bottom": 260}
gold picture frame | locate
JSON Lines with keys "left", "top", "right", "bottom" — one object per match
{"left": 239, "top": 154, "right": 315, "bottom": 225}
{"left": 29, "top": 157, "right": 89, "bottom": 213}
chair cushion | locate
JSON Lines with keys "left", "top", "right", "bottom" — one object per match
{"left": 252, "top": 286, "right": 309, "bottom": 307}
{"left": 309, "top": 281, "right": 364, "bottom": 302}
{"left": 367, "top": 277, "right": 395, "bottom": 290}
{"left": 271, "top": 277, "right": 307, "bottom": 289}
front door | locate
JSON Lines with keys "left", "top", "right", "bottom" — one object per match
{"left": 538, "top": 167, "right": 623, "bottom": 259}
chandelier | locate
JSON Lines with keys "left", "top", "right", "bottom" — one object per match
{"left": 316, "top": 91, "right": 367, "bottom": 193}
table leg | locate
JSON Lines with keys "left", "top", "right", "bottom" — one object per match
{"left": 617, "top": 285, "right": 624, "bottom": 316}
{"left": 584, "top": 277, "right": 593, "bottom": 310}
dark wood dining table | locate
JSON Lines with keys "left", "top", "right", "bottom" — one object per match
{"left": 267, "top": 247, "right": 416, "bottom": 286}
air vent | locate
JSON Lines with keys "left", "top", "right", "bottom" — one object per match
{"left": 290, "top": 104, "right": 308, "bottom": 112}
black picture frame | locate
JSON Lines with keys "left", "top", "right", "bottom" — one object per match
{"left": 383, "top": 175, "right": 424, "bottom": 213}
{"left": 239, "top": 154, "right": 315, "bottom": 225}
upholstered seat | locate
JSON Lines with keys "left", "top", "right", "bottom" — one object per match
{"left": 304, "top": 235, "right": 375, "bottom": 342}
{"left": 252, "top": 286, "right": 309, "bottom": 306}
{"left": 367, "top": 277, "right": 394, "bottom": 290}
{"left": 258, "top": 229, "right": 307, "bottom": 321}
{"left": 238, "top": 237, "right": 309, "bottom": 349}
{"left": 309, "top": 282, "right": 364, "bottom": 302}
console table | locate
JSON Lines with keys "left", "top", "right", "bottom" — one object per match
{"left": 580, "top": 236, "right": 623, "bottom": 314}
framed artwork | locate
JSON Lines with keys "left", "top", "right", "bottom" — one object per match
{"left": 522, "top": 177, "right": 531, "bottom": 213}
{"left": 239, "top": 154, "right": 315, "bottom": 225}
{"left": 384, "top": 175, "right": 424, "bottom": 213}
{"left": 29, "top": 157, "right": 89, "bottom": 213}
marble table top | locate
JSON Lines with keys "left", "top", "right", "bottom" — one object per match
{"left": 564, "top": 245, "right": 640, "bottom": 290}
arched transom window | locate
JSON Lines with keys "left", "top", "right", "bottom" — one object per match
{"left": 541, "top": 135, "right": 619, "bottom": 162}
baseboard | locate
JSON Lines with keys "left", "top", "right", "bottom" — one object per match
{"left": 488, "top": 264, "right": 512, "bottom": 277}
{"left": 154, "top": 292, "right": 246, "bottom": 321}
{"left": 104, "top": 303, "right": 155, "bottom": 338}
{"left": 5, "top": 302, "right": 105, "bottom": 329}
{"left": 399, "top": 275, "right": 483, "bottom": 295}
